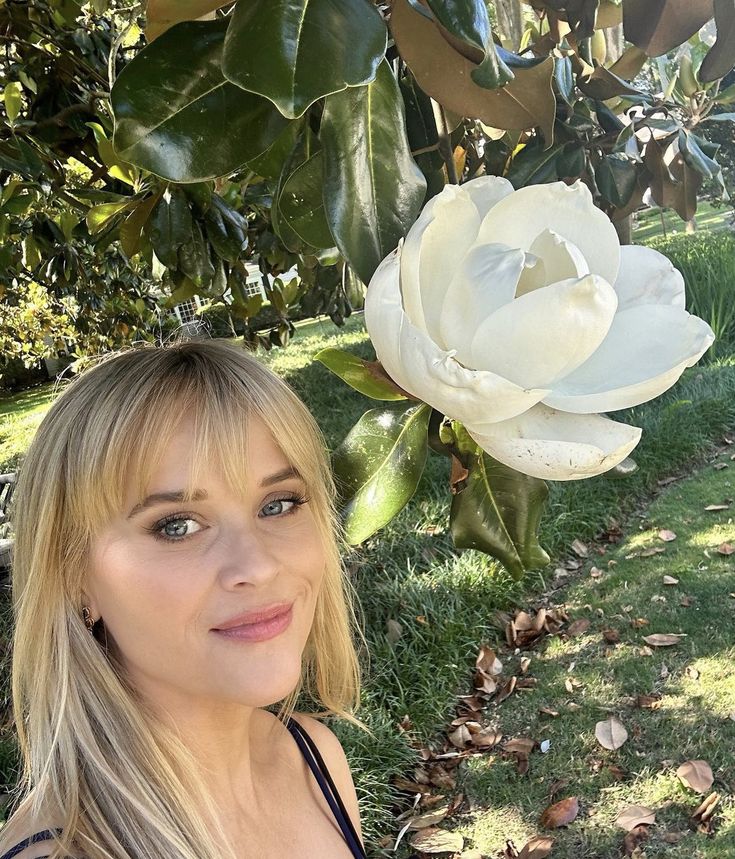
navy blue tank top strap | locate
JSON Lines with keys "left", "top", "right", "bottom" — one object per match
{"left": 285, "top": 717, "right": 366, "bottom": 859}
{"left": 0, "top": 828, "right": 58, "bottom": 859}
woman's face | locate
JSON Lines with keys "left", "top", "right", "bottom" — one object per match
{"left": 85, "top": 415, "right": 326, "bottom": 712}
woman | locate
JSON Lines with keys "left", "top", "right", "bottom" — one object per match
{"left": 0, "top": 339, "right": 367, "bottom": 859}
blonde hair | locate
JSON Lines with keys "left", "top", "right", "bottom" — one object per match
{"left": 3, "top": 339, "right": 362, "bottom": 859}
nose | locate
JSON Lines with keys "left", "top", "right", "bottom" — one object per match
{"left": 216, "top": 523, "right": 280, "bottom": 589}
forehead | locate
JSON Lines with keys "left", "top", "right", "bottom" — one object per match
{"left": 127, "top": 414, "right": 294, "bottom": 502}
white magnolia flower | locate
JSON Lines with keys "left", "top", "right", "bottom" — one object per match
{"left": 364, "top": 177, "right": 714, "bottom": 480}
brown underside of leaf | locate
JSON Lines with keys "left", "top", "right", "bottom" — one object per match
{"left": 390, "top": 0, "right": 556, "bottom": 142}
{"left": 622, "top": 0, "right": 714, "bottom": 57}
{"left": 145, "top": 0, "right": 230, "bottom": 41}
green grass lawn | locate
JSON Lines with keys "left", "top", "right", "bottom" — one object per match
{"left": 633, "top": 200, "right": 733, "bottom": 243}
{"left": 451, "top": 450, "right": 735, "bottom": 859}
{"left": 1, "top": 315, "right": 735, "bottom": 856}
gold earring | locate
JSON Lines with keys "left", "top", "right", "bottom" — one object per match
{"left": 82, "top": 605, "right": 95, "bottom": 634}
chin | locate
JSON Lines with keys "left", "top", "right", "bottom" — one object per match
{"left": 226, "top": 657, "right": 305, "bottom": 708}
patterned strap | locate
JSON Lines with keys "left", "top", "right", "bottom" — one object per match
{"left": 0, "top": 828, "right": 58, "bottom": 859}
{"left": 285, "top": 718, "right": 366, "bottom": 859}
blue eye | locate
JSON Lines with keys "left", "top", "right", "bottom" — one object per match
{"left": 259, "top": 495, "right": 308, "bottom": 518}
{"left": 148, "top": 515, "right": 203, "bottom": 543}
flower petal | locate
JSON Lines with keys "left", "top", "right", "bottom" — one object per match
{"left": 515, "top": 228, "right": 590, "bottom": 297}
{"left": 546, "top": 305, "right": 715, "bottom": 413}
{"left": 400, "top": 184, "right": 480, "bottom": 340}
{"left": 469, "top": 274, "right": 618, "bottom": 388}
{"left": 476, "top": 180, "right": 620, "bottom": 286}
{"left": 466, "top": 404, "right": 642, "bottom": 481}
{"left": 459, "top": 175, "right": 515, "bottom": 219}
{"left": 365, "top": 247, "right": 550, "bottom": 424}
{"left": 614, "top": 244, "right": 686, "bottom": 311}
{"left": 439, "top": 243, "right": 525, "bottom": 364}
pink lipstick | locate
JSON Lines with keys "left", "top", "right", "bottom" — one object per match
{"left": 211, "top": 602, "right": 293, "bottom": 642}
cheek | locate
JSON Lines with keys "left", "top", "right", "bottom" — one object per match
{"left": 87, "top": 538, "right": 195, "bottom": 649}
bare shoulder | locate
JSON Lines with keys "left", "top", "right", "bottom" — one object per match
{"left": 0, "top": 830, "right": 59, "bottom": 859}
{"left": 290, "top": 713, "right": 363, "bottom": 839}
{"left": 0, "top": 804, "right": 61, "bottom": 859}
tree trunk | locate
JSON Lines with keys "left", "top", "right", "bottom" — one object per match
{"left": 614, "top": 214, "right": 632, "bottom": 245}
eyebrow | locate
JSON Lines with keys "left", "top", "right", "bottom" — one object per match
{"left": 126, "top": 467, "right": 303, "bottom": 518}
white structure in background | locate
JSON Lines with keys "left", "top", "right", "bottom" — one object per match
{"left": 172, "top": 261, "right": 266, "bottom": 334}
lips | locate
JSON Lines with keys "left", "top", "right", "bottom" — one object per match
{"left": 210, "top": 601, "right": 295, "bottom": 644}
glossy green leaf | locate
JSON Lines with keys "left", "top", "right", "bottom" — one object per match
{"left": 699, "top": 0, "right": 735, "bottom": 81}
{"left": 506, "top": 140, "right": 563, "bottom": 188}
{"left": 333, "top": 402, "right": 431, "bottom": 544}
{"left": 448, "top": 424, "right": 549, "bottom": 579}
{"left": 112, "top": 19, "right": 289, "bottom": 181}
{"left": 3, "top": 82, "right": 22, "bottom": 124}
{"left": 204, "top": 195, "right": 248, "bottom": 262}
{"left": 145, "top": 187, "right": 193, "bottom": 268}
{"left": 244, "top": 119, "right": 303, "bottom": 180}
{"left": 315, "top": 347, "right": 408, "bottom": 401}
{"left": 86, "top": 121, "right": 138, "bottom": 187}
{"left": 270, "top": 128, "right": 319, "bottom": 252}
{"left": 222, "top": 0, "right": 387, "bottom": 119}
{"left": 400, "top": 73, "right": 444, "bottom": 174}
{"left": 321, "top": 61, "right": 427, "bottom": 284}
{"left": 178, "top": 220, "right": 215, "bottom": 288}
{"left": 595, "top": 153, "right": 637, "bottom": 207}
{"left": 119, "top": 193, "right": 161, "bottom": 258}
{"left": 678, "top": 129, "right": 718, "bottom": 179}
{"left": 425, "top": 0, "right": 514, "bottom": 89}
{"left": 278, "top": 152, "right": 334, "bottom": 249}
{"left": 85, "top": 201, "right": 131, "bottom": 234}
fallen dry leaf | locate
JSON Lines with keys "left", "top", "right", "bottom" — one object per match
{"left": 631, "top": 617, "right": 649, "bottom": 628}
{"left": 567, "top": 618, "right": 591, "bottom": 637}
{"left": 386, "top": 619, "right": 403, "bottom": 643}
{"left": 565, "top": 676, "right": 584, "bottom": 693}
{"left": 623, "top": 823, "right": 650, "bottom": 855}
{"left": 589, "top": 566, "right": 603, "bottom": 578}
{"left": 571, "top": 539, "right": 589, "bottom": 557}
{"left": 407, "top": 806, "right": 449, "bottom": 830}
{"left": 448, "top": 724, "right": 472, "bottom": 749}
{"left": 471, "top": 727, "right": 502, "bottom": 749}
{"left": 615, "top": 805, "right": 656, "bottom": 831}
{"left": 677, "top": 759, "right": 714, "bottom": 793}
{"left": 717, "top": 542, "right": 734, "bottom": 556}
{"left": 658, "top": 529, "right": 677, "bottom": 542}
{"left": 641, "top": 546, "right": 666, "bottom": 557}
{"left": 705, "top": 504, "right": 729, "bottom": 511}
{"left": 517, "top": 834, "right": 554, "bottom": 858}
{"left": 595, "top": 716, "right": 628, "bottom": 750}
{"left": 636, "top": 694, "right": 662, "bottom": 709}
{"left": 679, "top": 595, "right": 694, "bottom": 607}
{"left": 409, "top": 826, "right": 464, "bottom": 853}
{"left": 663, "top": 575, "right": 679, "bottom": 585}
{"left": 476, "top": 644, "right": 503, "bottom": 676}
{"left": 692, "top": 791, "right": 720, "bottom": 824}
{"left": 642, "top": 633, "right": 686, "bottom": 647}
{"left": 504, "top": 737, "right": 536, "bottom": 756}
{"left": 539, "top": 796, "right": 579, "bottom": 829}
{"left": 539, "top": 706, "right": 560, "bottom": 718}
{"left": 603, "top": 628, "right": 621, "bottom": 644}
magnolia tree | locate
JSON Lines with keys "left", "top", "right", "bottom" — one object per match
{"left": 2, "top": 0, "right": 734, "bottom": 575}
